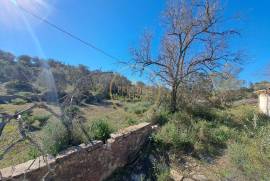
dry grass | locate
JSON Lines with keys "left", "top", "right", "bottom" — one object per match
{"left": 81, "top": 102, "right": 149, "bottom": 130}
{"left": 0, "top": 101, "right": 151, "bottom": 169}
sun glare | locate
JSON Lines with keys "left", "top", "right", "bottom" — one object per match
{"left": 0, "top": 0, "right": 53, "bottom": 28}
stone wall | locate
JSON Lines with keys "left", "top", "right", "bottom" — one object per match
{"left": 0, "top": 122, "right": 154, "bottom": 181}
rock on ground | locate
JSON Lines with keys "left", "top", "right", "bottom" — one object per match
{"left": 192, "top": 174, "right": 208, "bottom": 181}
{"left": 170, "top": 169, "right": 183, "bottom": 181}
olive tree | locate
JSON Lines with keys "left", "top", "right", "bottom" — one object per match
{"left": 131, "top": 0, "right": 242, "bottom": 112}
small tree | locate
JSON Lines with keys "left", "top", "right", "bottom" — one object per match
{"left": 131, "top": 0, "right": 242, "bottom": 112}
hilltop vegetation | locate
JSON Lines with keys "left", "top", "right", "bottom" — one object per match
{"left": 0, "top": 49, "right": 159, "bottom": 168}
{"left": 0, "top": 49, "right": 269, "bottom": 180}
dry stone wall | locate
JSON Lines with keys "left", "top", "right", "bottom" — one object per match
{"left": 0, "top": 122, "right": 154, "bottom": 181}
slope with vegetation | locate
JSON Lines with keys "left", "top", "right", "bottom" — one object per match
{"left": 0, "top": 49, "right": 157, "bottom": 169}
{"left": 109, "top": 0, "right": 270, "bottom": 180}
{"left": 1, "top": 0, "right": 270, "bottom": 180}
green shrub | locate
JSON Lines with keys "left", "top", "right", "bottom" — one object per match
{"left": 28, "top": 147, "right": 40, "bottom": 159}
{"left": 153, "top": 121, "right": 195, "bottom": 151}
{"left": 189, "top": 106, "right": 217, "bottom": 121}
{"left": 42, "top": 121, "right": 69, "bottom": 156}
{"left": 171, "top": 111, "right": 191, "bottom": 124}
{"left": 125, "top": 101, "right": 151, "bottom": 115}
{"left": 11, "top": 98, "right": 27, "bottom": 105}
{"left": 153, "top": 162, "right": 171, "bottom": 181}
{"left": 5, "top": 81, "right": 34, "bottom": 93}
{"left": 228, "top": 126, "right": 270, "bottom": 180}
{"left": 151, "top": 111, "right": 170, "bottom": 126}
{"left": 70, "top": 122, "right": 93, "bottom": 145}
{"left": 154, "top": 105, "right": 269, "bottom": 162}
{"left": 31, "top": 115, "right": 50, "bottom": 127}
{"left": 16, "top": 92, "right": 32, "bottom": 97}
{"left": 64, "top": 106, "right": 80, "bottom": 118}
{"left": 90, "top": 119, "right": 114, "bottom": 143}
{"left": 210, "top": 125, "right": 233, "bottom": 144}
{"left": 127, "top": 118, "right": 137, "bottom": 126}
{"left": 20, "top": 111, "right": 35, "bottom": 125}
{"left": 156, "top": 169, "right": 171, "bottom": 181}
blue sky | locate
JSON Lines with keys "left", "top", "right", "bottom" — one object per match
{"left": 0, "top": 0, "right": 269, "bottom": 83}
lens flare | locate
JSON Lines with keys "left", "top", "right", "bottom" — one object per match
{"left": 0, "top": 0, "right": 59, "bottom": 103}
{"left": 0, "top": 0, "right": 54, "bottom": 28}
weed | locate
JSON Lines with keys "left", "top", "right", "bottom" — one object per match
{"left": 127, "top": 118, "right": 137, "bottom": 125}
{"left": 42, "top": 121, "right": 69, "bottom": 156}
{"left": 90, "top": 119, "right": 114, "bottom": 143}
{"left": 28, "top": 147, "right": 40, "bottom": 159}
{"left": 11, "top": 98, "right": 27, "bottom": 105}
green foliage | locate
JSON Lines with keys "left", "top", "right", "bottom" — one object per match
{"left": 42, "top": 121, "right": 69, "bottom": 156}
{"left": 151, "top": 111, "right": 170, "bottom": 126}
{"left": 70, "top": 124, "right": 88, "bottom": 145}
{"left": 153, "top": 109, "right": 238, "bottom": 157}
{"left": 228, "top": 127, "right": 270, "bottom": 180}
{"left": 154, "top": 103, "right": 270, "bottom": 179}
{"left": 20, "top": 111, "right": 34, "bottom": 125}
{"left": 156, "top": 169, "right": 171, "bottom": 181}
{"left": 5, "top": 81, "right": 34, "bottom": 93}
{"left": 28, "top": 147, "right": 40, "bottom": 159}
{"left": 31, "top": 115, "right": 50, "bottom": 127}
{"left": 153, "top": 161, "right": 171, "bottom": 181}
{"left": 125, "top": 101, "right": 151, "bottom": 115}
{"left": 210, "top": 125, "right": 234, "bottom": 144}
{"left": 127, "top": 118, "right": 137, "bottom": 126}
{"left": 16, "top": 91, "right": 32, "bottom": 97}
{"left": 11, "top": 98, "right": 28, "bottom": 105}
{"left": 0, "top": 50, "right": 135, "bottom": 101}
{"left": 64, "top": 106, "right": 80, "bottom": 118}
{"left": 90, "top": 119, "right": 114, "bottom": 142}
{"left": 153, "top": 121, "right": 195, "bottom": 152}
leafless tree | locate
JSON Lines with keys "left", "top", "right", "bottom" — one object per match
{"left": 131, "top": 0, "right": 242, "bottom": 112}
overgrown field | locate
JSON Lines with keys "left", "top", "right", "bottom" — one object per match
{"left": 0, "top": 100, "right": 153, "bottom": 169}
{"left": 150, "top": 104, "right": 270, "bottom": 180}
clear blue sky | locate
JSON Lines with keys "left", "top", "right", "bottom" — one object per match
{"left": 0, "top": 0, "right": 269, "bottom": 83}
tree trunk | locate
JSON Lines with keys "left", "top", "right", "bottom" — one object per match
{"left": 170, "top": 84, "right": 177, "bottom": 113}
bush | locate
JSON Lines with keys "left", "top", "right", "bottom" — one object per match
{"left": 151, "top": 111, "right": 170, "bottom": 126}
{"left": 156, "top": 169, "right": 171, "bottom": 181}
{"left": 42, "top": 121, "right": 69, "bottom": 156}
{"left": 154, "top": 104, "right": 269, "bottom": 163}
{"left": 28, "top": 147, "right": 39, "bottom": 159}
{"left": 171, "top": 111, "right": 191, "bottom": 125}
{"left": 16, "top": 92, "right": 32, "bottom": 97}
{"left": 125, "top": 101, "right": 151, "bottom": 115}
{"left": 127, "top": 118, "right": 137, "bottom": 126}
{"left": 90, "top": 119, "right": 114, "bottom": 143}
{"left": 5, "top": 81, "right": 35, "bottom": 93}
{"left": 31, "top": 115, "right": 50, "bottom": 127}
{"left": 11, "top": 98, "right": 27, "bottom": 105}
{"left": 153, "top": 121, "right": 195, "bottom": 152}
{"left": 210, "top": 125, "right": 234, "bottom": 144}
{"left": 153, "top": 162, "right": 171, "bottom": 181}
{"left": 20, "top": 111, "right": 35, "bottom": 125}
{"left": 228, "top": 126, "right": 270, "bottom": 180}
{"left": 189, "top": 106, "right": 217, "bottom": 121}
{"left": 70, "top": 122, "right": 92, "bottom": 145}
{"left": 64, "top": 106, "right": 80, "bottom": 118}
{"left": 154, "top": 111, "right": 237, "bottom": 157}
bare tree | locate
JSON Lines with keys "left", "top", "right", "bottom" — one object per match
{"left": 131, "top": 0, "right": 242, "bottom": 112}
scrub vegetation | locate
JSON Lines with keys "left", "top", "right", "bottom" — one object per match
{"left": 1, "top": 0, "right": 270, "bottom": 180}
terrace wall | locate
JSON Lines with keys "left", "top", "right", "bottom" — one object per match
{"left": 0, "top": 122, "right": 154, "bottom": 181}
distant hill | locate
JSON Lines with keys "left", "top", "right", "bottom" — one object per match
{"left": 0, "top": 49, "right": 139, "bottom": 104}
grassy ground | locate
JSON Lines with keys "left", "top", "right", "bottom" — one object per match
{"left": 0, "top": 100, "right": 152, "bottom": 169}
{"left": 151, "top": 104, "right": 270, "bottom": 180}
